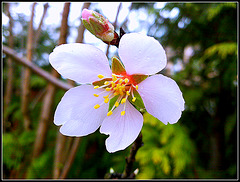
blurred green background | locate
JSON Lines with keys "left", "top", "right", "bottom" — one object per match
{"left": 2, "top": 2, "right": 238, "bottom": 179}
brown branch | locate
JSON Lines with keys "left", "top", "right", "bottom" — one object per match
{"left": 53, "top": 133, "right": 68, "bottom": 178}
{"left": 21, "top": 2, "right": 36, "bottom": 130}
{"left": 58, "top": 3, "right": 91, "bottom": 179}
{"left": 33, "top": 3, "right": 49, "bottom": 49}
{"left": 122, "top": 132, "right": 143, "bottom": 179}
{"left": 59, "top": 138, "right": 81, "bottom": 178}
{"left": 52, "top": 2, "right": 71, "bottom": 179}
{"left": 2, "top": 46, "right": 72, "bottom": 91}
{"left": 4, "top": 3, "right": 14, "bottom": 131}
{"left": 33, "top": 2, "right": 71, "bottom": 160}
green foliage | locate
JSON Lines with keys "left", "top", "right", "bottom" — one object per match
{"left": 203, "top": 42, "right": 237, "bottom": 60}
{"left": 136, "top": 113, "right": 196, "bottom": 179}
{"left": 206, "top": 3, "right": 237, "bottom": 21}
{"left": 30, "top": 74, "right": 47, "bottom": 88}
{"left": 3, "top": 133, "right": 24, "bottom": 170}
{"left": 26, "top": 150, "right": 54, "bottom": 178}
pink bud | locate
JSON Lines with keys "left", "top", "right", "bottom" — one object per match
{"left": 81, "top": 9, "right": 93, "bottom": 22}
{"left": 81, "top": 8, "right": 115, "bottom": 42}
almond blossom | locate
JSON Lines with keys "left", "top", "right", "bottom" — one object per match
{"left": 49, "top": 33, "right": 185, "bottom": 153}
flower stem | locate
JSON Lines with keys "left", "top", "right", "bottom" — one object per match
{"left": 121, "top": 132, "right": 143, "bottom": 179}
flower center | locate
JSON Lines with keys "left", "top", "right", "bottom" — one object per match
{"left": 93, "top": 73, "right": 138, "bottom": 116}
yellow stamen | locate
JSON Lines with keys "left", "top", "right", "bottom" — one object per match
{"left": 124, "top": 78, "right": 129, "bottom": 83}
{"left": 94, "top": 104, "right": 100, "bottom": 109}
{"left": 119, "top": 79, "right": 123, "bottom": 83}
{"left": 121, "top": 98, "right": 126, "bottom": 104}
{"left": 115, "top": 101, "right": 119, "bottom": 107}
{"left": 98, "top": 74, "right": 104, "bottom": 79}
{"left": 112, "top": 77, "right": 117, "bottom": 82}
{"left": 103, "top": 95, "right": 109, "bottom": 98}
{"left": 121, "top": 111, "right": 125, "bottom": 116}
{"left": 132, "top": 97, "right": 136, "bottom": 102}
{"left": 135, "top": 85, "right": 139, "bottom": 90}
{"left": 93, "top": 94, "right": 99, "bottom": 97}
{"left": 114, "top": 92, "right": 119, "bottom": 96}
{"left": 107, "top": 111, "right": 113, "bottom": 116}
{"left": 111, "top": 82, "right": 116, "bottom": 87}
{"left": 94, "top": 86, "right": 99, "bottom": 89}
{"left": 104, "top": 81, "right": 109, "bottom": 85}
{"left": 112, "top": 74, "right": 117, "bottom": 81}
{"left": 104, "top": 98, "right": 109, "bottom": 103}
{"left": 126, "top": 91, "right": 130, "bottom": 96}
{"left": 105, "top": 87, "right": 111, "bottom": 91}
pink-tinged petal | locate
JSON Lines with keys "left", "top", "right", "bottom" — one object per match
{"left": 54, "top": 85, "right": 108, "bottom": 136}
{"left": 49, "top": 43, "right": 112, "bottom": 84}
{"left": 118, "top": 33, "right": 167, "bottom": 75}
{"left": 82, "top": 9, "right": 93, "bottom": 21}
{"left": 137, "top": 74, "right": 185, "bottom": 125}
{"left": 100, "top": 101, "right": 143, "bottom": 153}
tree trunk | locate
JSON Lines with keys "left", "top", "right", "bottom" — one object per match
{"left": 21, "top": 2, "right": 36, "bottom": 130}
{"left": 32, "top": 2, "right": 70, "bottom": 161}
{"left": 4, "top": 3, "right": 14, "bottom": 132}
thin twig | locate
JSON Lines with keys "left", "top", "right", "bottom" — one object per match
{"left": 3, "top": 46, "right": 73, "bottom": 91}
{"left": 33, "top": 3, "right": 49, "bottom": 49}
{"left": 52, "top": 2, "right": 71, "bottom": 179}
{"left": 59, "top": 138, "right": 81, "bottom": 178}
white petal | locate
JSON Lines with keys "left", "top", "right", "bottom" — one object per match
{"left": 137, "top": 74, "right": 185, "bottom": 125}
{"left": 100, "top": 101, "right": 143, "bottom": 153}
{"left": 54, "top": 85, "right": 109, "bottom": 136}
{"left": 49, "top": 43, "right": 112, "bottom": 84}
{"left": 118, "top": 33, "right": 167, "bottom": 75}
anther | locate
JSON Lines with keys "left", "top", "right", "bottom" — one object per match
{"left": 126, "top": 91, "right": 130, "bottom": 96}
{"left": 104, "top": 81, "right": 109, "bottom": 85}
{"left": 115, "top": 101, "right": 119, "bottom": 107}
{"left": 94, "top": 104, "right": 100, "bottom": 109}
{"left": 104, "top": 98, "right": 109, "bottom": 103}
{"left": 124, "top": 78, "right": 129, "bottom": 83}
{"left": 111, "top": 82, "right": 116, "bottom": 87}
{"left": 135, "top": 85, "right": 139, "bottom": 90}
{"left": 94, "top": 86, "right": 99, "bottom": 89}
{"left": 105, "top": 87, "right": 111, "bottom": 91}
{"left": 121, "top": 98, "right": 126, "bottom": 104}
{"left": 98, "top": 74, "right": 104, "bottom": 79}
{"left": 132, "top": 97, "right": 136, "bottom": 102}
{"left": 121, "top": 111, "right": 125, "bottom": 116}
{"left": 93, "top": 94, "right": 99, "bottom": 97}
{"left": 107, "top": 111, "right": 113, "bottom": 116}
{"left": 119, "top": 79, "right": 123, "bottom": 84}
{"left": 103, "top": 95, "right": 109, "bottom": 98}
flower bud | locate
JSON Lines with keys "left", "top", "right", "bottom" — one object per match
{"left": 81, "top": 8, "right": 115, "bottom": 42}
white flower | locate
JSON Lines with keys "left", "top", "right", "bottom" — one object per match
{"left": 49, "top": 33, "right": 185, "bottom": 153}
